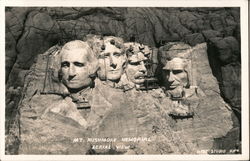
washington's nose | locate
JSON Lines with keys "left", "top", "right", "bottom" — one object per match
{"left": 68, "top": 66, "right": 76, "bottom": 80}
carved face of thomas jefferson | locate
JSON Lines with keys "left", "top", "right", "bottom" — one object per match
{"left": 97, "top": 37, "right": 126, "bottom": 82}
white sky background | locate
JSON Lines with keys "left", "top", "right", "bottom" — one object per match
{"left": 0, "top": 0, "right": 249, "bottom": 160}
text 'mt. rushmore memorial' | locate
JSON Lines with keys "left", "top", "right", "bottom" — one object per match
{"left": 5, "top": 7, "right": 241, "bottom": 155}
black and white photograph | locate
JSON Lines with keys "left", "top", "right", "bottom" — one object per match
{"left": 1, "top": 0, "right": 249, "bottom": 160}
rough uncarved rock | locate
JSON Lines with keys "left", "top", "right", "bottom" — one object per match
{"left": 184, "top": 33, "right": 205, "bottom": 46}
{"left": 202, "top": 29, "right": 223, "bottom": 40}
{"left": 18, "top": 95, "right": 91, "bottom": 154}
{"left": 5, "top": 29, "right": 17, "bottom": 81}
{"left": 221, "top": 64, "right": 241, "bottom": 109}
{"left": 209, "top": 36, "right": 239, "bottom": 64}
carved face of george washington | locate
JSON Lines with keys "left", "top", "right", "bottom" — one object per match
{"left": 60, "top": 40, "right": 98, "bottom": 92}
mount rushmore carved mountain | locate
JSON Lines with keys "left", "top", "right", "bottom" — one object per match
{"left": 5, "top": 7, "right": 241, "bottom": 154}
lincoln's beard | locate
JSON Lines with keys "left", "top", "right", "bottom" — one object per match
{"left": 168, "top": 86, "right": 185, "bottom": 99}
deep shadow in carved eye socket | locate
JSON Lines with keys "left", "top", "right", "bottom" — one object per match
{"left": 110, "top": 39, "right": 115, "bottom": 45}
{"left": 129, "top": 61, "right": 140, "bottom": 66}
{"left": 104, "top": 53, "right": 110, "bottom": 58}
{"left": 61, "top": 61, "right": 70, "bottom": 68}
{"left": 172, "top": 70, "right": 184, "bottom": 74}
{"left": 162, "top": 70, "right": 170, "bottom": 75}
{"left": 128, "top": 45, "right": 133, "bottom": 52}
{"left": 98, "top": 55, "right": 105, "bottom": 59}
{"left": 101, "top": 45, "right": 105, "bottom": 50}
{"left": 126, "top": 52, "right": 133, "bottom": 57}
{"left": 74, "top": 62, "right": 85, "bottom": 67}
{"left": 139, "top": 46, "right": 145, "bottom": 51}
{"left": 143, "top": 60, "right": 149, "bottom": 65}
{"left": 115, "top": 44, "right": 121, "bottom": 49}
{"left": 113, "top": 52, "right": 121, "bottom": 57}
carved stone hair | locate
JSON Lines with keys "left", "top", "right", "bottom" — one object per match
{"left": 102, "top": 36, "right": 126, "bottom": 55}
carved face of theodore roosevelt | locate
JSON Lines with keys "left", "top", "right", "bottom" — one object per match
{"left": 60, "top": 40, "right": 98, "bottom": 92}
{"left": 125, "top": 43, "right": 149, "bottom": 85}
{"left": 126, "top": 52, "right": 148, "bottom": 85}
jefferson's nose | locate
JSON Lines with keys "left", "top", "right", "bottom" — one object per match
{"left": 109, "top": 55, "right": 117, "bottom": 69}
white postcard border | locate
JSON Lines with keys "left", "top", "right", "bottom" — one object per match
{"left": 0, "top": 0, "right": 249, "bottom": 160}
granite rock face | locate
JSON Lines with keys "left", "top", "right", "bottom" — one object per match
{"left": 6, "top": 7, "right": 241, "bottom": 112}
{"left": 5, "top": 7, "right": 241, "bottom": 154}
{"left": 6, "top": 40, "right": 239, "bottom": 154}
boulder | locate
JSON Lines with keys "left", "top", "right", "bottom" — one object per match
{"left": 184, "top": 33, "right": 205, "bottom": 46}
{"left": 210, "top": 36, "right": 239, "bottom": 64}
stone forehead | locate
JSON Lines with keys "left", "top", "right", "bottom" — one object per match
{"left": 159, "top": 42, "right": 192, "bottom": 66}
{"left": 128, "top": 52, "right": 147, "bottom": 62}
{"left": 163, "top": 57, "right": 187, "bottom": 70}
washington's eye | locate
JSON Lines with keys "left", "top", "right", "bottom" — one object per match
{"left": 74, "top": 62, "right": 85, "bottom": 67}
{"left": 113, "top": 52, "right": 121, "bottom": 57}
{"left": 173, "top": 70, "right": 183, "bottom": 74}
{"left": 98, "top": 55, "right": 105, "bottom": 59}
{"left": 104, "top": 53, "right": 110, "bottom": 58}
{"left": 61, "top": 61, "right": 70, "bottom": 68}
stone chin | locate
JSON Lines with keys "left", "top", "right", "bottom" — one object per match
{"left": 64, "top": 82, "right": 88, "bottom": 90}
{"left": 106, "top": 70, "right": 123, "bottom": 81}
{"left": 169, "top": 84, "right": 179, "bottom": 89}
{"left": 167, "top": 86, "right": 185, "bottom": 98}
